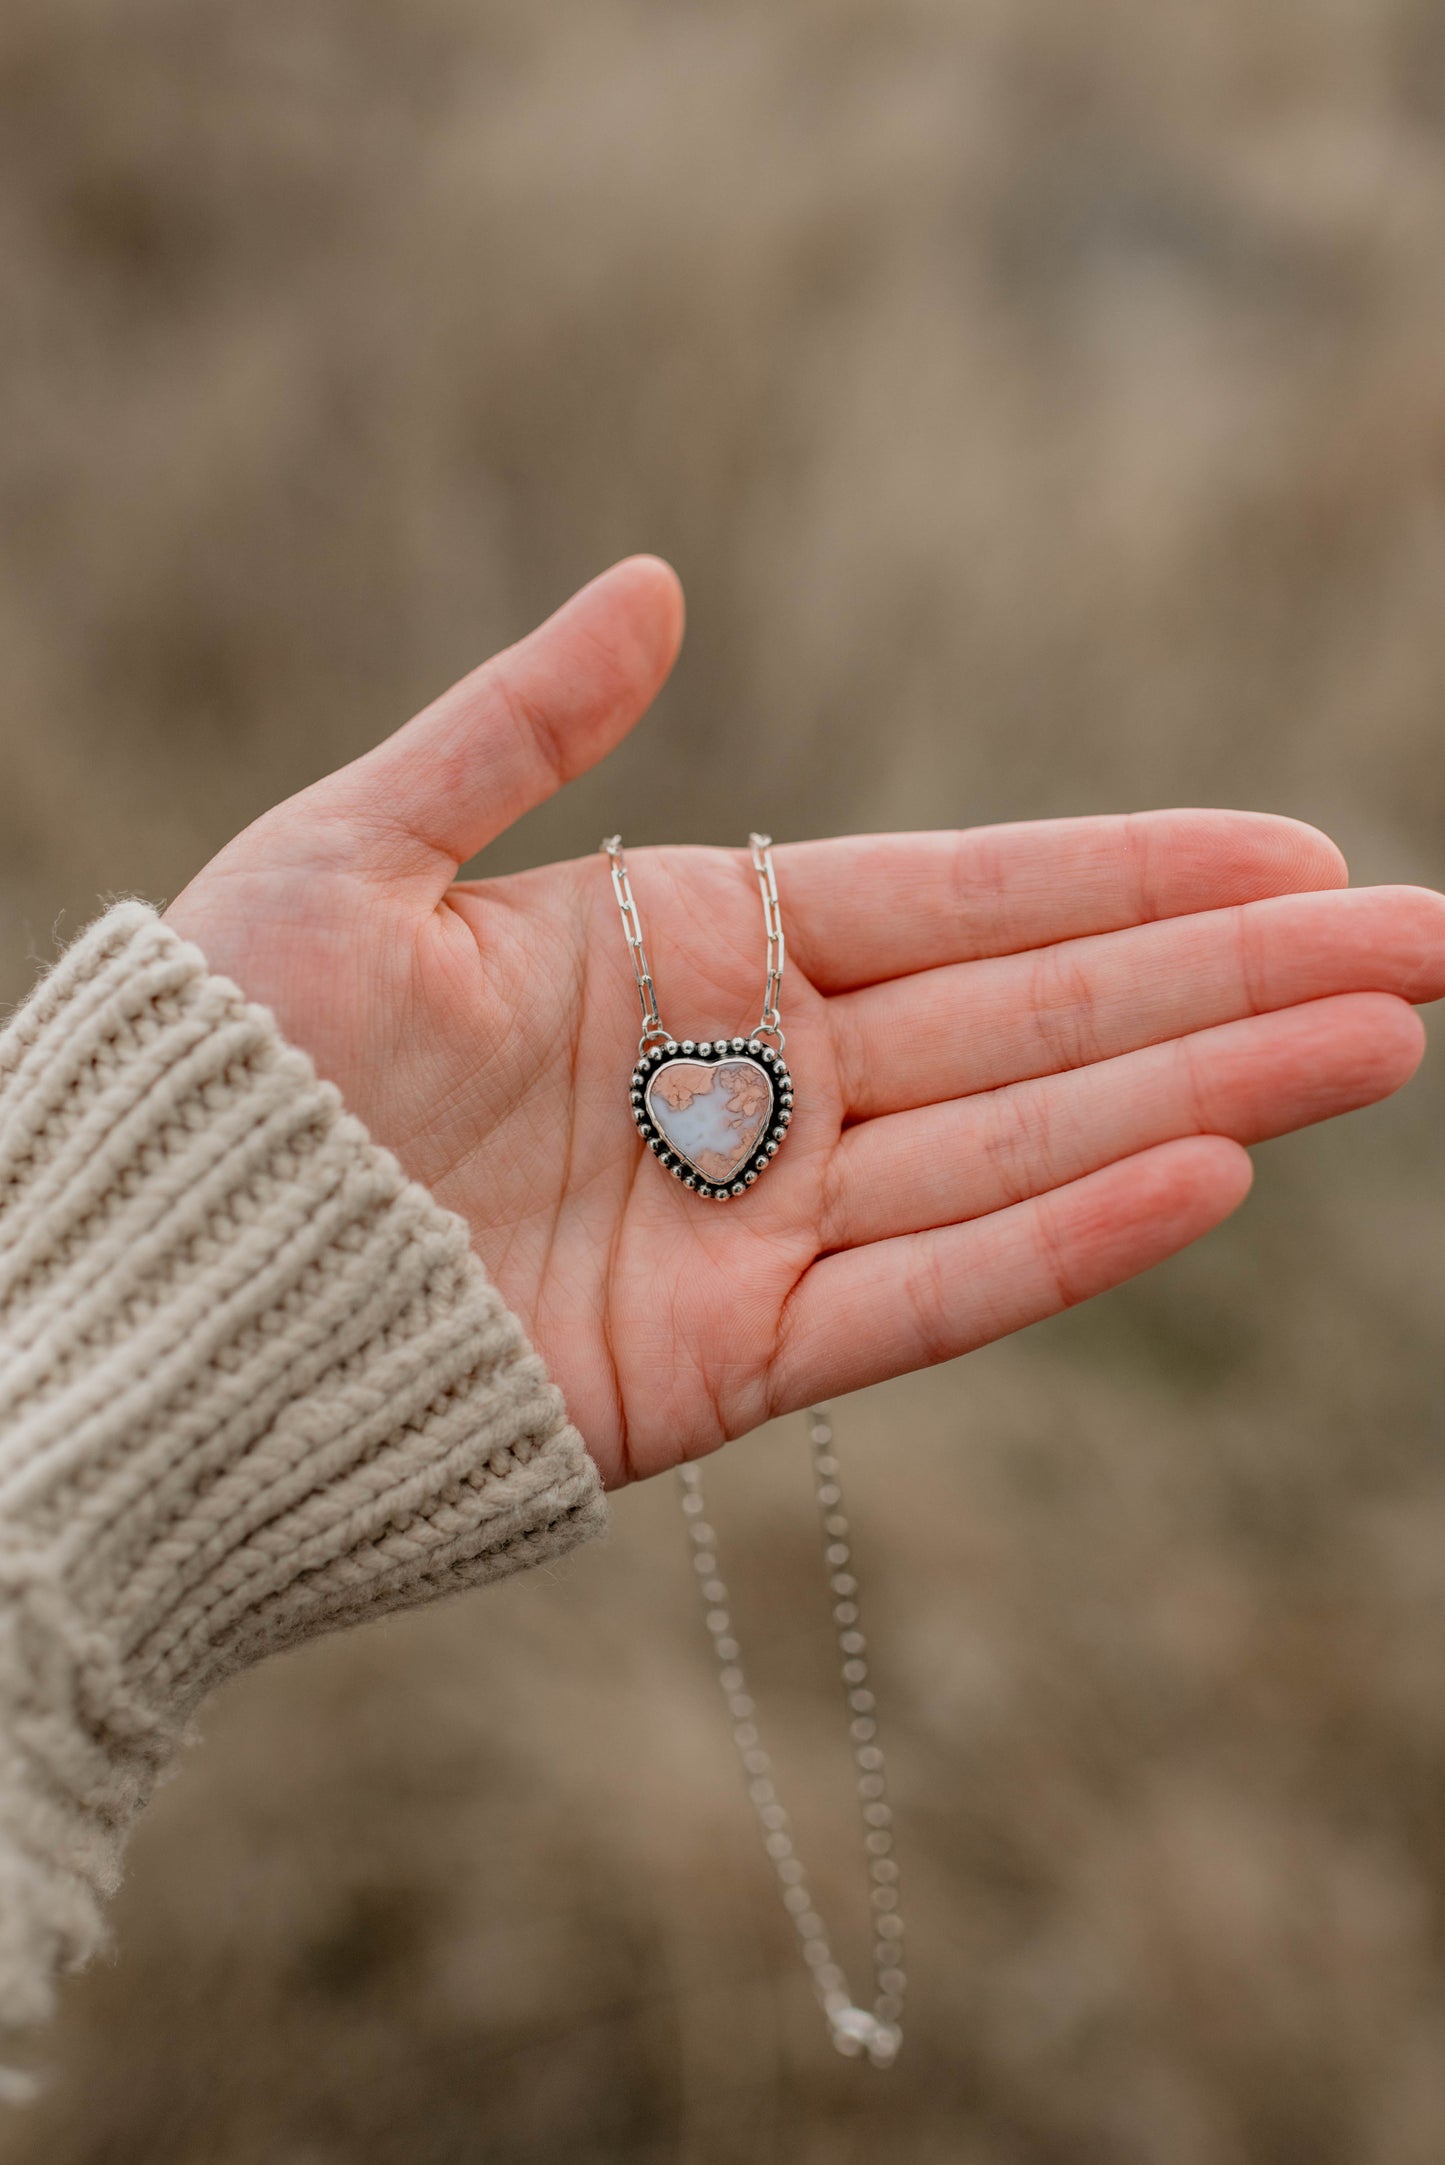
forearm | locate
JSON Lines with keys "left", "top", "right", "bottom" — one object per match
{"left": 0, "top": 902, "right": 604, "bottom": 2047}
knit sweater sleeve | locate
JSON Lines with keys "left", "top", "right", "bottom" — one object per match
{"left": 0, "top": 900, "right": 607, "bottom": 2054}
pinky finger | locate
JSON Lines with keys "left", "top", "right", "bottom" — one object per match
{"left": 772, "top": 1135, "right": 1254, "bottom": 1408}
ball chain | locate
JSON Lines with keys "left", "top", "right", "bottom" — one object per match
{"left": 677, "top": 1407, "right": 905, "bottom": 2065}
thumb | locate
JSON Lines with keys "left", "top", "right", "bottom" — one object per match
{"left": 308, "top": 555, "right": 684, "bottom": 888}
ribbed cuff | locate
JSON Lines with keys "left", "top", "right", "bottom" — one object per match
{"left": 0, "top": 901, "right": 606, "bottom": 2038}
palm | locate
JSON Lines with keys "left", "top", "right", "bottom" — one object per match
{"left": 166, "top": 560, "right": 1444, "bottom": 1487}
{"left": 447, "top": 851, "right": 844, "bottom": 1477}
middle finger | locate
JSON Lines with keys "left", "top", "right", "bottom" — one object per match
{"left": 829, "top": 884, "right": 1445, "bottom": 1120}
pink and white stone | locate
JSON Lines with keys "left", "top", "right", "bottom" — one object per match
{"left": 645, "top": 1058, "right": 773, "bottom": 1185}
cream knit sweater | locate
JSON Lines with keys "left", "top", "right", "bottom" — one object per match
{"left": 0, "top": 902, "right": 607, "bottom": 2061}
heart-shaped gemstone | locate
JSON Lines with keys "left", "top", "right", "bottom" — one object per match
{"left": 648, "top": 1056, "right": 772, "bottom": 1182}
{"left": 632, "top": 1041, "right": 792, "bottom": 1196}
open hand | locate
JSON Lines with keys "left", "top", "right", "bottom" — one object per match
{"left": 165, "top": 559, "right": 1445, "bottom": 1486}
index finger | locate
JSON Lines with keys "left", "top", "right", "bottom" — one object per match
{"left": 778, "top": 811, "right": 1347, "bottom": 993}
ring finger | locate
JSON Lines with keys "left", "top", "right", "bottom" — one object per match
{"left": 821, "top": 991, "right": 1423, "bottom": 1251}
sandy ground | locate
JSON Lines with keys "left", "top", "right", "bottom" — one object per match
{"left": 3, "top": 3, "right": 1445, "bottom": 2159}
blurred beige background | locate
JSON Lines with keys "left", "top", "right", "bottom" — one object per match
{"left": 4, "top": 2, "right": 1445, "bottom": 2160}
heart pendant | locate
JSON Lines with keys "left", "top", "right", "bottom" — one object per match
{"left": 630, "top": 1037, "right": 793, "bottom": 1199}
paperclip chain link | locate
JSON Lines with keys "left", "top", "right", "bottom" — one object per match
{"left": 749, "top": 832, "right": 786, "bottom": 1043}
{"left": 600, "top": 835, "right": 786, "bottom": 1053}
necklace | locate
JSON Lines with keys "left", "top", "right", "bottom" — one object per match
{"left": 601, "top": 835, "right": 794, "bottom": 1199}
{"left": 679, "top": 1409, "right": 906, "bottom": 2066}
{"left": 600, "top": 838, "right": 905, "bottom": 2066}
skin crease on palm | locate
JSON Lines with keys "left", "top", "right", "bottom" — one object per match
{"left": 163, "top": 556, "right": 1445, "bottom": 1490}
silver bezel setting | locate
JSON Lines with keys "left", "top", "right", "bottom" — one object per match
{"left": 631, "top": 1038, "right": 793, "bottom": 1199}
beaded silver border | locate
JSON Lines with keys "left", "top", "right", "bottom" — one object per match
{"left": 630, "top": 1038, "right": 793, "bottom": 1199}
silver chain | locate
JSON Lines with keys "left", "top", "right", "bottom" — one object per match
{"left": 678, "top": 1408, "right": 905, "bottom": 2066}
{"left": 605, "top": 835, "right": 901, "bottom": 2049}
{"left": 749, "top": 832, "right": 785, "bottom": 1041}
{"left": 600, "top": 835, "right": 786, "bottom": 1052}
{"left": 600, "top": 835, "right": 665, "bottom": 1045}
